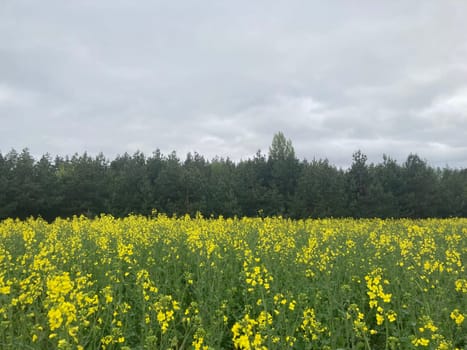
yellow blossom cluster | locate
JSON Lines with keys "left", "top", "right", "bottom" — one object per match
{"left": 0, "top": 215, "right": 465, "bottom": 349}
{"left": 232, "top": 311, "right": 273, "bottom": 350}
{"left": 243, "top": 250, "right": 273, "bottom": 293}
{"left": 365, "top": 267, "right": 397, "bottom": 326}
{"left": 300, "top": 307, "right": 327, "bottom": 341}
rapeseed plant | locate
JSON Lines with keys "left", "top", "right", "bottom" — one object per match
{"left": 0, "top": 216, "right": 465, "bottom": 349}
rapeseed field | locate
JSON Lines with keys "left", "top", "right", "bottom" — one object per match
{"left": 0, "top": 215, "right": 466, "bottom": 349}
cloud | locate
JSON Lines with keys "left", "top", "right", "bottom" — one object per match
{"left": 1, "top": 1, "right": 467, "bottom": 168}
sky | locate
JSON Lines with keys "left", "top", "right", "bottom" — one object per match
{"left": 1, "top": 1, "right": 467, "bottom": 168}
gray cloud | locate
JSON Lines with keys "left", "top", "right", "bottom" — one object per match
{"left": 1, "top": 1, "right": 467, "bottom": 168}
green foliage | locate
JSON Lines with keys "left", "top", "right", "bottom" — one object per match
{"left": 293, "top": 159, "right": 346, "bottom": 218}
{"left": 268, "top": 131, "right": 296, "bottom": 162}
{"left": 0, "top": 133, "right": 466, "bottom": 220}
{"left": 1, "top": 216, "right": 466, "bottom": 349}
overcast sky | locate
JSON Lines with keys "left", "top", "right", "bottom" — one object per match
{"left": 1, "top": 1, "right": 467, "bottom": 168}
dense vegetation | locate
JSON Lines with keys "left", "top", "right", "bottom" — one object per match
{"left": 1, "top": 133, "right": 466, "bottom": 221}
{"left": 1, "top": 216, "right": 466, "bottom": 349}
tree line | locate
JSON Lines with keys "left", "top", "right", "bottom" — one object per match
{"left": 1, "top": 132, "right": 466, "bottom": 221}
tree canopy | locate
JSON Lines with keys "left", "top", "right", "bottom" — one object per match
{"left": 1, "top": 133, "right": 466, "bottom": 220}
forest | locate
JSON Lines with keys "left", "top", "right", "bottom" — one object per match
{"left": 1, "top": 133, "right": 466, "bottom": 221}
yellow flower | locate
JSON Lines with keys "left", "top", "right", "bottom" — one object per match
{"left": 387, "top": 310, "right": 397, "bottom": 323}
{"left": 455, "top": 279, "right": 467, "bottom": 293}
{"left": 192, "top": 335, "right": 207, "bottom": 350}
{"left": 412, "top": 337, "right": 430, "bottom": 347}
{"left": 102, "top": 286, "right": 113, "bottom": 304}
{"left": 376, "top": 313, "right": 384, "bottom": 325}
{"left": 57, "top": 339, "right": 69, "bottom": 349}
{"left": 59, "top": 302, "right": 77, "bottom": 326}
{"left": 48, "top": 307, "right": 63, "bottom": 330}
{"left": 68, "top": 326, "right": 79, "bottom": 341}
{"left": 0, "top": 285, "right": 10, "bottom": 295}
{"left": 47, "top": 273, "right": 74, "bottom": 302}
{"left": 381, "top": 292, "right": 392, "bottom": 303}
{"left": 101, "top": 335, "right": 113, "bottom": 347}
{"left": 450, "top": 309, "right": 465, "bottom": 326}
